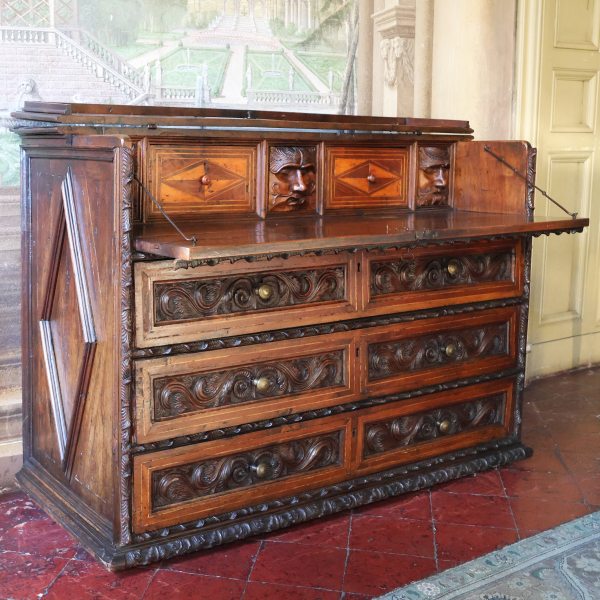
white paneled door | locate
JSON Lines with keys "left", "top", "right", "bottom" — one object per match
{"left": 517, "top": 0, "right": 600, "bottom": 377}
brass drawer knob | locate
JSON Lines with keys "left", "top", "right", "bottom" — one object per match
{"left": 254, "top": 376, "right": 270, "bottom": 393}
{"left": 444, "top": 342, "right": 457, "bottom": 357}
{"left": 257, "top": 284, "right": 274, "bottom": 301}
{"left": 200, "top": 175, "right": 211, "bottom": 186}
{"left": 251, "top": 461, "right": 271, "bottom": 479}
{"left": 367, "top": 174, "right": 376, "bottom": 183}
{"left": 438, "top": 419, "right": 451, "bottom": 434}
{"left": 446, "top": 261, "right": 460, "bottom": 277}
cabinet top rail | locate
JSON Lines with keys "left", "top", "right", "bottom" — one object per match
{"left": 11, "top": 102, "right": 473, "bottom": 136}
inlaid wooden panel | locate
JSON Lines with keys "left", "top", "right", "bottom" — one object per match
{"left": 324, "top": 146, "right": 410, "bottom": 210}
{"left": 134, "top": 333, "right": 358, "bottom": 443}
{"left": 360, "top": 307, "right": 519, "bottom": 397}
{"left": 134, "top": 253, "right": 359, "bottom": 348}
{"left": 362, "top": 240, "right": 523, "bottom": 315}
{"left": 133, "top": 415, "right": 352, "bottom": 532}
{"left": 143, "top": 142, "right": 258, "bottom": 220}
{"left": 355, "top": 378, "right": 515, "bottom": 473}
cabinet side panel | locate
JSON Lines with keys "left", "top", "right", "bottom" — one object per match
{"left": 453, "top": 141, "right": 532, "bottom": 215}
{"left": 25, "top": 146, "right": 119, "bottom": 523}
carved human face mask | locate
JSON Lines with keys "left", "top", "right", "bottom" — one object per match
{"left": 269, "top": 146, "right": 316, "bottom": 210}
{"left": 417, "top": 146, "right": 450, "bottom": 207}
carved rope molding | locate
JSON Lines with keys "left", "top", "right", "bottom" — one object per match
{"left": 119, "top": 144, "right": 135, "bottom": 546}
{"left": 154, "top": 350, "right": 345, "bottom": 420}
{"left": 125, "top": 440, "right": 530, "bottom": 567}
{"left": 370, "top": 252, "right": 513, "bottom": 296}
{"left": 154, "top": 267, "right": 346, "bottom": 323}
{"left": 368, "top": 322, "right": 508, "bottom": 381}
{"left": 151, "top": 432, "right": 342, "bottom": 509}
{"left": 364, "top": 394, "right": 505, "bottom": 457}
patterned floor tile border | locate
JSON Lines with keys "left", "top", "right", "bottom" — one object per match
{"left": 377, "top": 511, "right": 600, "bottom": 600}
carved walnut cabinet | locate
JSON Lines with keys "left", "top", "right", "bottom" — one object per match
{"left": 13, "top": 103, "right": 588, "bottom": 569}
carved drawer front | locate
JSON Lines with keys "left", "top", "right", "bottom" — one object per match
{"left": 361, "top": 307, "right": 519, "bottom": 396}
{"left": 324, "top": 146, "right": 410, "bottom": 210}
{"left": 356, "top": 378, "right": 515, "bottom": 473}
{"left": 134, "top": 333, "right": 359, "bottom": 443}
{"left": 142, "top": 141, "right": 258, "bottom": 220}
{"left": 363, "top": 239, "right": 523, "bottom": 315}
{"left": 133, "top": 415, "right": 352, "bottom": 532}
{"left": 135, "top": 254, "right": 359, "bottom": 347}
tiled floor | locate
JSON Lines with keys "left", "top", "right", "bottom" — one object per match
{"left": 1, "top": 367, "right": 598, "bottom": 600}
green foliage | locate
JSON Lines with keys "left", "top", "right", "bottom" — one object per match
{"left": 246, "top": 51, "right": 314, "bottom": 92}
{"left": 155, "top": 48, "right": 231, "bottom": 95}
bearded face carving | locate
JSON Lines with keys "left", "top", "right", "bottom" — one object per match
{"left": 417, "top": 146, "right": 451, "bottom": 207}
{"left": 269, "top": 146, "right": 317, "bottom": 212}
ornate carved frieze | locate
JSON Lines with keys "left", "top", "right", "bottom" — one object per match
{"left": 417, "top": 146, "right": 451, "bottom": 207}
{"left": 364, "top": 394, "right": 505, "bottom": 457}
{"left": 151, "top": 432, "right": 342, "bottom": 509}
{"left": 153, "top": 350, "right": 345, "bottom": 420}
{"left": 268, "top": 146, "right": 317, "bottom": 212}
{"left": 154, "top": 266, "right": 346, "bottom": 323}
{"left": 368, "top": 322, "right": 508, "bottom": 381}
{"left": 370, "top": 252, "right": 513, "bottom": 296}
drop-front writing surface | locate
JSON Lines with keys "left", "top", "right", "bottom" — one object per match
{"left": 13, "top": 103, "right": 587, "bottom": 569}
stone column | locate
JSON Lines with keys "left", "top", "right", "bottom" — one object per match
{"left": 413, "top": 0, "right": 434, "bottom": 118}
{"left": 372, "top": 1, "right": 416, "bottom": 117}
{"left": 430, "top": 0, "right": 517, "bottom": 139}
{"left": 356, "top": 0, "right": 374, "bottom": 115}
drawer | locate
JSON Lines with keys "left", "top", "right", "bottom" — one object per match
{"left": 134, "top": 333, "right": 359, "bottom": 443}
{"left": 360, "top": 307, "right": 519, "bottom": 397}
{"left": 324, "top": 146, "right": 410, "bottom": 210}
{"left": 133, "top": 415, "right": 352, "bottom": 532}
{"left": 363, "top": 239, "right": 523, "bottom": 314}
{"left": 355, "top": 378, "right": 515, "bottom": 473}
{"left": 135, "top": 254, "right": 359, "bottom": 347}
{"left": 142, "top": 141, "right": 258, "bottom": 220}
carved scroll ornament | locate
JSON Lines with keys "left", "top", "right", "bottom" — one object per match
{"left": 152, "top": 432, "right": 342, "bottom": 509}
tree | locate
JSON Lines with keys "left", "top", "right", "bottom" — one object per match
{"left": 296, "top": 0, "right": 358, "bottom": 115}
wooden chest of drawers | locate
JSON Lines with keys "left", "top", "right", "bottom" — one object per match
{"left": 13, "top": 103, "right": 587, "bottom": 569}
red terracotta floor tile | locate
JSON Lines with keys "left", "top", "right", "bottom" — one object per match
{"left": 142, "top": 570, "right": 244, "bottom": 600}
{"left": 509, "top": 446, "right": 569, "bottom": 473}
{"left": 343, "top": 549, "right": 436, "bottom": 596}
{"left": 572, "top": 473, "right": 600, "bottom": 505}
{"left": 509, "top": 496, "right": 591, "bottom": 534}
{"left": 0, "top": 492, "right": 47, "bottom": 532}
{"left": 265, "top": 513, "right": 350, "bottom": 547}
{"left": 352, "top": 491, "right": 432, "bottom": 521}
{"left": 44, "top": 559, "right": 155, "bottom": 600}
{"left": 431, "top": 491, "right": 515, "bottom": 528}
{"left": 434, "top": 522, "right": 518, "bottom": 563}
{"left": 0, "top": 551, "right": 69, "bottom": 600}
{"left": 436, "top": 470, "right": 506, "bottom": 496}
{"left": 349, "top": 515, "right": 434, "bottom": 558}
{"left": 244, "top": 581, "right": 341, "bottom": 600}
{"left": 521, "top": 426, "right": 558, "bottom": 450}
{"left": 250, "top": 541, "right": 346, "bottom": 590}
{"left": 559, "top": 450, "right": 600, "bottom": 474}
{"left": 165, "top": 539, "right": 260, "bottom": 579}
{"left": 0, "top": 516, "right": 78, "bottom": 559}
{"left": 500, "top": 469, "right": 584, "bottom": 502}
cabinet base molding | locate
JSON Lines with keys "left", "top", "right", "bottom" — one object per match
{"left": 18, "top": 440, "right": 530, "bottom": 571}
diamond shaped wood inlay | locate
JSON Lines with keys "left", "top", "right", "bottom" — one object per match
{"left": 39, "top": 168, "right": 96, "bottom": 479}
{"left": 337, "top": 161, "right": 400, "bottom": 195}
